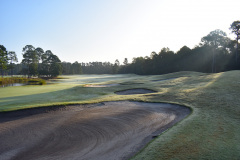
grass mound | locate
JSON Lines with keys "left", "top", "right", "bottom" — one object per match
{"left": 131, "top": 71, "right": 240, "bottom": 160}
{"left": 115, "top": 88, "right": 156, "bottom": 95}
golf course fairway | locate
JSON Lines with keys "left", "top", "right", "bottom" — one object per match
{"left": 0, "top": 71, "right": 240, "bottom": 159}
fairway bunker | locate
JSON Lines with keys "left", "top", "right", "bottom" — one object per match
{"left": 115, "top": 88, "right": 157, "bottom": 95}
{"left": 0, "top": 101, "right": 190, "bottom": 160}
{"left": 84, "top": 83, "right": 120, "bottom": 87}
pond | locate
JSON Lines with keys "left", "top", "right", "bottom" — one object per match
{"left": 1, "top": 83, "right": 26, "bottom": 88}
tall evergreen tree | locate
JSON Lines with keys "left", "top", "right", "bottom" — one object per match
{"left": 40, "top": 51, "right": 62, "bottom": 77}
{"left": 0, "top": 45, "right": 8, "bottom": 77}
{"left": 201, "top": 29, "right": 228, "bottom": 73}
{"left": 112, "top": 59, "right": 120, "bottom": 74}
{"left": 123, "top": 58, "right": 128, "bottom": 65}
{"left": 230, "top": 20, "right": 240, "bottom": 63}
{"left": 71, "top": 61, "right": 82, "bottom": 74}
{"left": 8, "top": 51, "right": 18, "bottom": 76}
{"left": 22, "top": 45, "right": 38, "bottom": 77}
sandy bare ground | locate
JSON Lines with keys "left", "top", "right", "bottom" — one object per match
{"left": 0, "top": 101, "right": 190, "bottom": 160}
{"left": 84, "top": 84, "right": 120, "bottom": 87}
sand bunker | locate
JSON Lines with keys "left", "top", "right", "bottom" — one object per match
{"left": 84, "top": 84, "right": 120, "bottom": 87}
{"left": 0, "top": 101, "right": 190, "bottom": 160}
{"left": 115, "top": 88, "right": 157, "bottom": 95}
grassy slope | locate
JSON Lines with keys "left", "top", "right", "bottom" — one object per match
{"left": 0, "top": 74, "right": 140, "bottom": 111}
{"left": 131, "top": 71, "right": 240, "bottom": 160}
{"left": 0, "top": 71, "right": 240, "bottom": 159}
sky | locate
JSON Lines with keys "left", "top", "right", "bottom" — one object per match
{"left": 0, "top": 0, "right": 239, "bottom": 64}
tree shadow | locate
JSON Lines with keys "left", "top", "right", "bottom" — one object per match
{"left": 0, "top": 86, "right": 108, "bottom": 112}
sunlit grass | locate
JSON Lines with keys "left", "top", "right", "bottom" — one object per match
{"left": 0, "top": 71, "right": 240, "bottom": 159}
{"left": 0, "top": 74, "right": 144, "bottom": 111}
{"left": 131, "top": 71, "right": 240, "bottom": 160}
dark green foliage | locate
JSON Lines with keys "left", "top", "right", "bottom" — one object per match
{"left": 49, "top": 62, "right": 62, "bottom": 77}
{"left": 120, "top": 28, "right": 240, "bottom": 75}
{"left": 27, "top": 78, "right": 46, "bottom": 85}
{"left": 201, "top": 29, "right": 229, "bottom": 73}
{"left": 61, "top": 61, "right": 82, "bottom": 75}
{"left": 112, "top": 59, "right": 120, "bottom": 74}
{"left": 5, "top": 63, "right": 23, "bottom": 75}
{"left": 3, "top": 21, "right": 240, "bottom": 76}
{"left": 123, "top": 58, "right": 128, "bottom": 65}
{"left": 39, "top": 50, "right": 62, "bottom": 78}
{"left": 8, "top": 51, "right": 18, "bottom": 76}
{"left": 21, "top": 46, "right": 62, "bottom": 78}
{"left": 0, "top": 45, "right": 19, "bottom": 77}
{"left": 21, "top": 45, "right": 39, "bottom": 77}
{"left": 80, "top": 62, "right": 114, "bottom": 74}
{"left": 0, "top": 45, "right": 8, "bottom": 77}
{"left": 29, "top": 63, "right": 38, "bottom": 76}
{"left": 230, "top": 20, "right": 240, "bottom": 63}
{"left": 71, "top": 61, "right": 82, "bottom": 74}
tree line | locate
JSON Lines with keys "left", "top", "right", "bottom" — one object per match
{"left": 0, "top": 44, "right": 63, "bottom": 78}
{"left": 0, "top": 20, "right": 239, "bottom": 77}
{"left": 0, "top": 45, "right": 18, "bottom": 77}
{"left": 119, "top": 21, "right": 240, "bottom": 74}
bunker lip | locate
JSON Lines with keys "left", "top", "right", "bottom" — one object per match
{"left": 152, "top": 77, "right": 178, "bottom": 82}
{"left": 115, "top": 88, "right": 157, "bottom": 95}
{"left": 84, "top": 83, "right": 120, "bottom": 87}
{"left": 0, "top": 101, "right": 191, "bottom": 160}
{"left": 119, "top": 82, "right": 144, "bottom": 85}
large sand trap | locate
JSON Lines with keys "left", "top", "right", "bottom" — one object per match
{"left": 0, "top": 101, "right": 190, "bottom": 160}
{"left": 115, "top": 89, "right": 156, "bottom": 95}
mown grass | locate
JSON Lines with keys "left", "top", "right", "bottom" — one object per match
{"left": 0, "top": 74, "right": 141, "bottom": 111}
{"left": 0, "top": 71, "right": 240, "bottom": 159}
{"left": 131, "top": 71, "right": 240, "bottom": 160}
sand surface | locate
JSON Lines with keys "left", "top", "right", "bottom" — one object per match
{"left": 84, "top": 84, "right": 120, "bottom": 87}
{"left": 0, "top": 101, "right": 190, "bottom": 160}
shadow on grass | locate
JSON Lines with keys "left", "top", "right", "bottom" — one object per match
{"left": 0, "top": 86, "right": 111, "bottom": 112}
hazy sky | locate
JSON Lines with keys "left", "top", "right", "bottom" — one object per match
{"left": 0, "top": 0, "right": 239, "bottom": 64}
